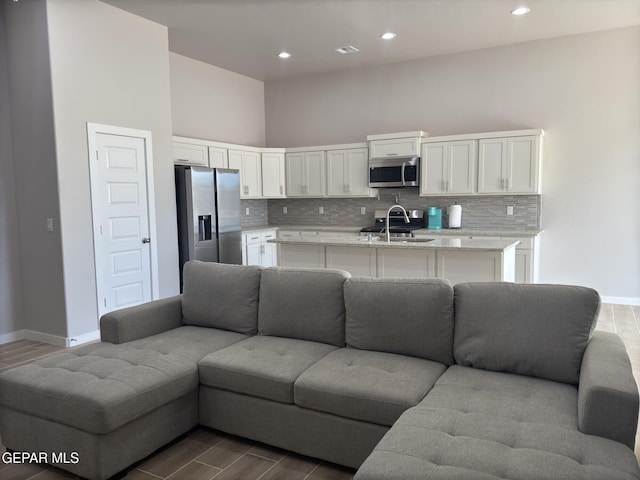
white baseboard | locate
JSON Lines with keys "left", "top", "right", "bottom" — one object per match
{"left": 23, "top": 330, "right": 68, "bottom": 347}
{"left": 601, "top": 296, "right": 640, "bottom": 306}
{"left": 0, "top": 329, "right": 101, "bottom": 347}
{"left": 67, "top": 329, "right": 101, "bottom": 347}
{"left": 0, "top": 330, "right": 25, "bottom": 344}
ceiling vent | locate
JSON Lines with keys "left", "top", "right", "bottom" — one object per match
{"left": 334, "top": 45, "right": 359, "bottom": 54}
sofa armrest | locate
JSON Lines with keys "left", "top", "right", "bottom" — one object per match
{"left": 578, "top": 331, "right": 639, "bottom": 449}
{"left": 99, "top": 295, "right": 183, "bottom": 344}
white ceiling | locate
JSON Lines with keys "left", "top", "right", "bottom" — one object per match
{"left": 102, "top": 0, "right": 640, "bottom": 81}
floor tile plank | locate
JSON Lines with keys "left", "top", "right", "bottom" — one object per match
{"left": 206, "top": 454, "right": 274, "bottom": 480}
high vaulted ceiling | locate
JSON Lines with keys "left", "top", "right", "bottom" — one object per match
{"left": 102, "top": 0, "right": 640, "bottom": 81}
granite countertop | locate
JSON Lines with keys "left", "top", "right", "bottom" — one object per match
{"left": 244, "top": 224, "right": 542, "bottom": 237}
{"left": 268, "top": 235, "right": 519, "bottom": 252}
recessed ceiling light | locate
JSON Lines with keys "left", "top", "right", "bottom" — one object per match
{"left": 334, "top": 45, "right": 360, "bottom": 55}
{"left": 278, "top": 52, "right": 291, "bottom": 59}
{"left": 511, "top": 6, "right": 530, "bottom": 15}
{"left": 380, "top": 32, "right": 397, "bottom": 40}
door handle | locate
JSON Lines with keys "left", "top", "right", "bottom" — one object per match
{"left": 142, "top": 237, "right": 151, "bottom": 244}
{"left": 401, "top": 162, "right": 406, "bottom": 186}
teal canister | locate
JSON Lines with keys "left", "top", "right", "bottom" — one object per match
{"left": 427, "top": 207, "right": 442, "bottom": 230}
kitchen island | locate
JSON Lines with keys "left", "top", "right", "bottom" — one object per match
{"left": 269, "top": 235, "right": 519, "bottom": 284}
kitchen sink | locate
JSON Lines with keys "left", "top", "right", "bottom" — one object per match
{"left": 389, "top": 237, "right": 435, "bottom": 243}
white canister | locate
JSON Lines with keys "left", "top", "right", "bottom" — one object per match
{"left": 448, "top": 204, "right": 462, "bottom": 228}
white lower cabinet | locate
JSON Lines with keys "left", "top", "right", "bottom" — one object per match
{"left": 326, "top": 247, "right": 376, "bottom": 277}
{"left": 242, "top": 230, "right": 277, "bottom": 267}
{"left": 376, "top": 249, "right": 436, "bottom": 279}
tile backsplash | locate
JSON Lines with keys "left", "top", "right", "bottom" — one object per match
{"left": 240, "top": 199, "right": 269, "bottom": 228}
{"left": 262, "top": 189, "right": 541, "bottom": 230}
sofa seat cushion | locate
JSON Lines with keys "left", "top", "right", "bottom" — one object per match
{"left": 0, "top": 326, "right": 245, "bottom": 435}
{"left": 355, "top": 365, "right": 640, "bottom": 480}
{"left": 124, "top": 325, "right": 248, "bottom": 363}
{"left": 294, "top": 348, "right": 446, "bottom": 426}
{"left": 198, "top": 336, "right": 337, "bottom": 404}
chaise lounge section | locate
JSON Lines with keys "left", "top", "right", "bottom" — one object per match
{"left": 0, "top": 261, "right": 638, "bottom": 480}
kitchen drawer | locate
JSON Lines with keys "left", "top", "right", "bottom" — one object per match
{"left": 278, "top": 230, "right": 300, "bottom": 239}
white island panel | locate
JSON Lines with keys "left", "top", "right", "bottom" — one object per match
{"left": 278, "top": 244, "right": 325, "bottom": 269}
{"left": 326, "top": 246, "right": 376, "bottom": 276}
{"left": 377, "top": 248, "right": 436, "bottom": 279}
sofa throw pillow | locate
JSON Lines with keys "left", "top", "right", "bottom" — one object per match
{"left": 258, "top": 267, "right": 349, "bottom": 347}
{"left": 453, "top": 282, "right": 600, "bottom": 385}
{"left": 345, "top": 277, "right": 454, "bottom": 365}
{"left": 182, "top": 261, "right": 261, "bottom": 335}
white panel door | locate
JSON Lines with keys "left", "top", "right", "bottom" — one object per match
{"left": 91, "top": 132, "right": 152, "bottom": 316}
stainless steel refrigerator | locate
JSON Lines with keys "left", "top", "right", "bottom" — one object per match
{"left": 175, "top": 166, "right": 242, "bottom": 290}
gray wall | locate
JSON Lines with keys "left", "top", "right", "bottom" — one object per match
{"left": 170, "top": 52, "right": 266, "bottom": 147}
{"left": 4, "top": 0, "right": 67, "bottom": 338}
{"left": 0, "top": 2, "right": 23, "bottom": 338}
{"left": 265, "top": 27, "right": 640, "bottom": 301}
{"left": 45, "top": 0, "right": 178, "bottom": 338}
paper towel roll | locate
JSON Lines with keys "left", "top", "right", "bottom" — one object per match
{"left": 448, "top": 205, "right": 462, "bottom": 228}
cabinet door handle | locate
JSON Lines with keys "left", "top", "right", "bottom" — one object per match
{"left": 280, "top": 185, "right": 283, "bottom": 194}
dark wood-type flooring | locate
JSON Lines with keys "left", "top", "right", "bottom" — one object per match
{"left": 1, "top": 303, "right": 639, "bottom": 479}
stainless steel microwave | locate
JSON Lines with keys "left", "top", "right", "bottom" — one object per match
{"left": 368, "top": 156, "right": 420, "bottom": 188}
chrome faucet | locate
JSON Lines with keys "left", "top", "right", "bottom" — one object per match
{"left": 385, "top": 205, "right": 410, "bottom": 242}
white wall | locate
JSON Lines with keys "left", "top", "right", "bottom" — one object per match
{"left": 4, "top": 0, "right": 67, "bottom": 339}
{"left": 265, "top": 27, "right": 640, "bottom": 301}
{"left": 0, "top": 2, "right": 24, "bottom": 338}
{"left": 46, "top": 0, "right": 178, "bottom": 339}
{"left": 170, "top": 53, "right": 265, "bottom": 146}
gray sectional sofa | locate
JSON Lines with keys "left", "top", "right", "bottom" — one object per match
{"left": 0, "top": 261, "right": 639, "bottom": 480}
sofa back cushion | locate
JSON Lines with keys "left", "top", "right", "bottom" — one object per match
{"left": 258, "top": 267, "right": 349, "bottom": 347}
{"left": 182, "top": 261, "right": 261, "bottom": 335}
{"left": 345, "top": 278, "right": 454, "bottom": 365}
{"left": 454, "top": 282, "right": 600, "bottom": 384}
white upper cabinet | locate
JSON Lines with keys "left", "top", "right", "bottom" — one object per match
{"left": 367, "top": 131, "right": 426, "bottom": 158}
{"left": 478, "top": 135, "right": 541, "bottom": 194}
{"left": 261, "top": 151, "right": 286, "bottom": 198}
{"left": 369, "top": 137, "right": 421, "bottom": 158}
{"left": 173, "top": 141, "right": 208, "bottom": 166}
{"left": 208, "top": 146, "right": 228, "bottom": 169}
{"left": 229, "top": 149, "right": 262, "bottom": 198}
{"left": 285, "top": 151, "right": 326, "bottom": 197}
{"left": 327, "top": 148, "right": 371, "bottom": 197}
{"left": 421, "top": 140, "right": 476, "bottom": 196}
